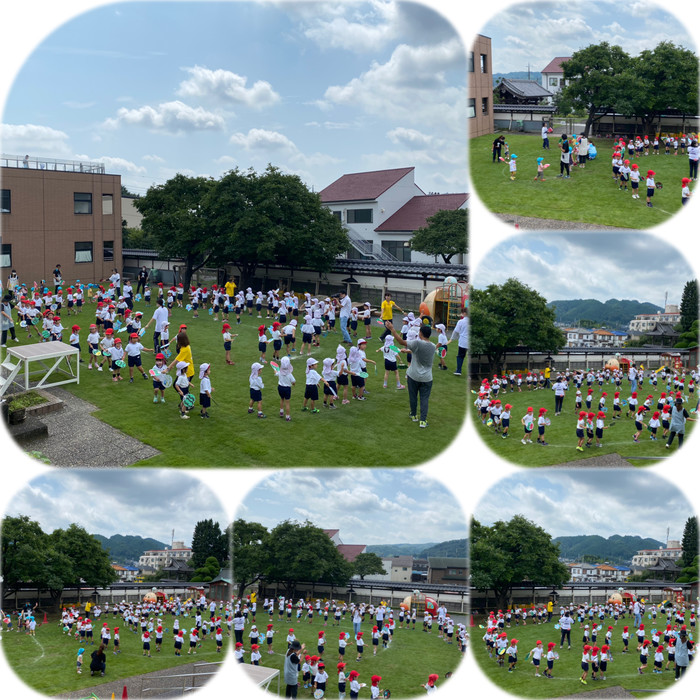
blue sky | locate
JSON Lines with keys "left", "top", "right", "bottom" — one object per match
{"left": 481, "top": 0, "right": 696, "bottom": 74}
{"left": 237, "top": 469, "right": 468, "bottom": 545}
{"left": 473, "top": 470, "right": 693, "bottom": 541}
{"left": 472, "top": 232, "right": 694, "bottom": 308}
{"left": 0, "top": 1, "right": 466, "bottom": 196}
{"left": 6, "top": 469, "right": 228, "bottom": 546}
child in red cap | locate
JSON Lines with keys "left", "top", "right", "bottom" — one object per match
{"left": 595, "top": 410, "right": 607, "bottom": 447}
{"left": 421, "top": 673, "right": 439, "bottom": 693}
{"left": 545, "top": 642, "right": 557, "bottom": 677}
{"left": 337, "top": 662, "right": 348, "bottom": 699}
{"left": 580, "top": 644, "right": 592, "bottom": 684}
{"left": 521, "top": 407, "right": 534, "bottom": 445}
{"left": 536, "top": 408, "right": 549, "bottom": 445}
{"left": 576, "top": 410, "right": 587, "bottom": 451}
{"left": 348, "top": 670, "right": 364, "bottom": 698}
{"left": 645, "top": 169, "right": 656, "bottom": 207}
{"left": 370, "top": 674, "right": 382, "bottom": 699}
{"left": 682, "top": 177, "right": 692, "bottom": 206}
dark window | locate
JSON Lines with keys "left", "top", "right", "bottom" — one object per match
{"left": 467, "top": 98, "right": 476, "bottom": 119}
{"left": 382, "top": 240, "right": 411, "bottom": 262}
{"left": 74, "top": 192, "right": 92, "bottom": 214}
{"left": 480, "top": 54, "right": 488, "bottom": 73}
{"left": 346, "top": 208, "right": 373, "bottom": 224}
{"left": 468, "top": 52, "right": 474, "bottom": 72}
{"left": 75, "top": 241, "right": 93, "bottom": 263}
{"left": 332, "top": 210, "right": 341, "bottom": 221}
{"left": 103, "top": 240, "right": 114, "bottom": 261}
{"left": 102, "top": 193, "right": 113, "bottom": 215}
{"left": 481, "top": 97, "right": 489, "bottom": 115}
{"left": 1, "top": 189, "right": 10, "bottom": 213}
{"left": 1, "top": 244, "right": 11, "bottom": 268}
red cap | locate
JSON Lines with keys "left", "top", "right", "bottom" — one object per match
{"left": 72, "top": 325, "right": 80, "bottom": 331}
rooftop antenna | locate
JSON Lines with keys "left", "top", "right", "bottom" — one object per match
{"left": 664, "top": 291, "right": 668, "bottom": 310}
{"left": 666, "top": 526, "right": 670, "bottom": 547}
{"left": 171, "top": 529, "right": 175, "bottom": 548}
{"left": 527, "top": 63, "right": 531, "bottom": 80}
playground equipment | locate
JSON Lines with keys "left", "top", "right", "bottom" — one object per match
{"left": 419, "top": 277, "right": 468, "bottom": 330}
{"left": 399, "top": 589, "right": 439, "bottom": 617}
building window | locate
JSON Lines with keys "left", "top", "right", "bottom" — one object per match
{"left": 1, "top": 189, "right": 10, "bottom": 213}
{"left": 347, "top": 208, "right": 373, "bottom": 224}
{"left": 480, "top": 54, "right": 488, "bottom": 73}
{"left": 74, "top": 192, "right": 92, "bottom": 214}
{"left": 382, "top": 240, "right": 411, "bottom": 262}
{"left": 332, "top": 210, "right": 341, "bottom": 221}
{"left": 549, "top": 77, "right": 559, "bottom": 86}
{"left": 75, "top": 241, "right": 93, "bottom": 263}
{"left": 468, "top": 98, "right": 476, "bottom": 119}
{"left": 104, "top": 240, "right": 114, "bottom": 261}
{"left": 1, "top": 244, "right": 11, "bottom": 267}
{"left": 102, "top": 193, "right": 113, "bottom": 215}
{"left": 481, "top": 97, "right": 489, "bottom": 115}
{"left": 468, "top": 52, "right": 474, "bottom": 72}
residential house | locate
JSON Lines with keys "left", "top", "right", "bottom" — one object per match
{"left": 427, "top": 557, "right": 467, "bottom": 585}
{"left": 540, "top": 57, "right": 571, "bottom": 104}
{"left": 112, "top": 564, "right": 139, "bottom": 582}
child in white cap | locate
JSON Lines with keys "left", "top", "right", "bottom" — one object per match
{"left": 199, "top": 363, "right": 212, "bottom": 419}
{"left": 277, "top": 355, "right": 295, "bottom": 421}
{"left": 377, "top": 337, "right": 405, "bottom": 390}
{"left": 322, "top": 358, "right": 339, "bottom": 409}
{"left": 248, "top": 362, "right": 266, "bottom": 418}
{"left": 174, "top": 360, "right": 193, "bottom": 419}
{"left": 303, "top": 358, "right": 332, "bottom": 413}
{"left": 335, "top": 345, "right": 350, "bottom": 405}
{"left": 435, "top": 324, "right": 448, "bottom": 371}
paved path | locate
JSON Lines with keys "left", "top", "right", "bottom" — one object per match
{"left": 57, "top": 660, "right": 222, "bottom": 699}
{"left": 562, "top": 687, "right": 636, "bottom": 698}
{"left": 21, "top": 388, "right": 160, "bottom": 467}
{"left": 494, "top": 214, "right": 630, "bottom": 231}
{"left": 550, "top": 453, "right": 634, "bottom": 468}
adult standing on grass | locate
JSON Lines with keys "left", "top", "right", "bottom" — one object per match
{"left": 109, "top": 268, "right": 121, "bottom": 296}
{"left": 284, "top": 639, "right": 305, "bottom": 698}
{"left": 492, "top": 135, "right": 506, "bottom": 163}
{"left": 352, "top": 606, "right": 363, "bottom": 637}
{"left": 541, "top": 122, "right": 550, "bottom": 150}
{"left": 1, "top": 293, "right": 19, "bottom": 347}
{"left": 338, "top": 290, "right": 353, "bottom": 345}
{"left": 665, "top": 396, "right": 696, "bottom": 450}
{"left": 552, "top": 374, "right": 566, "bottom": 415}
{"left": 558, "top": 610, "right": 574, "bottom": 649}
{"left": 628, "top": 363, "right": 638, "bottom": 393}
{"left": 448, "top": 309, "right": 468, "bottom": 376}
{"left": 136, "top": 266, "right": 150, "bottom": 296}
{"left": 52, "top": 264, "right": 62, "bottom": 294}
{"left": 578, "top": 135, "right": 589, "bottom": 168}
{"left": 557, "top": 134, "right": 571, "bottom": 179}
{"left": 142, "top": 298, "right": 169, "bottom": 354}
{"left": 385, "top": 321, "right": 435, "bottom": 429}
{"left": 379, "top": 292, "right": 404, "bottom": 341}
{"left": 674, "top": 628, "right": 692, "bottom": 681}
{"left": 688, "top": 139, "right": 699, "bottom": 181}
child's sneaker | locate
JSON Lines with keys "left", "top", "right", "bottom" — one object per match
{"left": 160, "top": 397, "right": 165, "bottom": 403}
{"left": 248, "top": 408, "right": 254, "bottom": 414}
{"left": 181, "top": 414, "right": 190, "bottom": 419}
{"left": 311, "top": 408, "right": 320, "bottom": 413}
{"left": 301, "top": 406, "right": 309, "bottom": 411}
{"left": 419, "top": 421, "right": 428, "bottom": 428}
{"left": 97, "top": 366, "right": 103, "bottom": 371}
{"left": 153, "top": 396, "right": 159, "bottom": 403}
{"left": 397, "top": 384, "right": 405, "bottom": 390}
{"left": 257, "top": 413, "right": 267, "bottom": 419}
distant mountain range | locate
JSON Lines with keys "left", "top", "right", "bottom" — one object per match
{"left": 92, "top": 534, "right": 167, "bottom": 565}
{"left": 554, "top": 535, "right": 665, "bottom": 564}
{"left": 493, "top": 71, "right": 543, "bottom": 87}
{"left": 366, "top": 539, "right": 467, "bottom": 559}
{"left": 548, "top": 298, "right": 663, "bottom": 328}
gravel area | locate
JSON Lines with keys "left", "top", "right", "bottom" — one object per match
{"left": 493, "top": 214, "right": 631, "bottom": 231}
{"left": 57, "top": 660, "right": 222, "bottom": 698}
{"left": 548, "top": 453, "right": 634, "bottom": 468}
{"left": 19, "top": 387, "right": 160, "bottom": 467}
{"left": 561, "top": 686, "right": 636, "bottom": 698}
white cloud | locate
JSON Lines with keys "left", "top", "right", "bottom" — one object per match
{"left": 143, "top": 154, "right": 165, "bottom": 163}
{"left": 386, "top": 127, "right": 434, "bottom": 149}
{"left": 229, "top": 128, "right": 297, "bottom": 152}
{"left": 103, "top": 100, "right": 225, "bottom": 132}
{"left": 0, "top": 123, "right": 72, "bottom": 156}
{"left": 176, "top": 65, "right": 280, "bottom": 109}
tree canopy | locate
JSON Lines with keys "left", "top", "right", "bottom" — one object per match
{"left": 191, "top": 556, "right": 221, "bottom": 583}
{"left": 679, "top": 280, "right": 698, "bottom": 334}
{"left": 411, "top": 208, "right": 468, "bottom": 264}
{"left": 190, "top": 519, "right": 229, "bottom": 570}
{"left": 232, "top": 519, "right": 270, "bottom": 598}
{"left": 352, "top": 552, "right": 387, "bottom": 580}
{"left": 470, "top": 515, "right": 569, "bottom": 610}
{"left": 470, "top": 278, "right": 565, "bottom": 374}
{"left": 680, "top": 516, "right": 698, "bottom": 568}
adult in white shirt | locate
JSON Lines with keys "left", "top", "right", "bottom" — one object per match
{"left": 552, "top": 377, "right": 566, "bottom": 415}
{"left": 142, "top": 298, "right": 169, "bottom": 354}
{"left": 688, "top": 138, "right": 699, "bottom": 180}
{"left": 449, "top": 309, "right": 468, "bottom": 376}
{"left": 109, "top": 269, "right": 121, "bottom": 295}
{"left": 558, "top": 612, "right": 574, "bottom": 649}
{"left": 541, "top": 121, "right": 550, "bottom": 150}
{"left": 337, "top": 290, "right": 353, "bottom": 344}
{"left": 352, "top": 607, "right": 363, "bottom": 637}
{"left": 633, "top": 600, "right": 641, "bottom": 628}
{"left": 628, "top": 364, "right": 638, "bottom": 393}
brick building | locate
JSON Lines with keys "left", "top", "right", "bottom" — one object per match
{"left": 468, "top": 35, "right": 494, "bottom": 137}
{"left": 1, "top": 155, "right": 122, "bottom": 287}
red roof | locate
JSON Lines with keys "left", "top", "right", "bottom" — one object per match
{"left": 541, "top": 57, "right": 571, "bottom": 74}
{"left": 319, "top": 167, "right": 416, "bottom": 203}
{"left": 323, "top": 529, "right": 340, "bottom": 538}
{"left": 336, "top": 544, "right": 367, "bottom": 563}
{"left": 374, "top": 194, "right": 468, "bottom": 232}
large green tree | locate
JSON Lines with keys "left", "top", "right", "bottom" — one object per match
{"left": 470, "top": 515, "right": 569, "bottom": 611}
{"left": 190, "top": 519, "right": 228, "bottom": 570}
{"left": 410, "top": 208, "right": 468, "bottom": 264}
{"left": 50, "top": 524, "right": 116, "bottom": 588}
{"left": 232, "top": 519, "right": 270, "bottom": 598}
{"left": 352, "top": 552, "right": 387, "bottom": 580}
{"left": 675, "top": 556, "right": 698, "bottom": 584}
{"left": 680, "top": 516, "right": 698, "bottom": 568}
{"left": 134, "top": 174, "right": 216, "bottom": 289}
{"left": 679, "top": 279, "right": 699, "bottom": 334}
{"left": 264, "top": 521, "right": 354, "bottom": 596}
{"left": 560, "top": 42, "right": 632, "bottom": 136}
{"left": 191, "top": 556, "right": 221, "bottom": 583}
{"left": 470, "top": 278, "right": 565, "bottom": 375}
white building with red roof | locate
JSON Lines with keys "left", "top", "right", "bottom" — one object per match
{"left": 319, "top": 167, "right": 467, "bottom": 264}
{"left": 541, "top": 57, "right": 571, "bottom": 104}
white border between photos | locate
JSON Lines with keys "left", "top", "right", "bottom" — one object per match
{"left": 0, "top": 2, "right": 698, "bottom": 699}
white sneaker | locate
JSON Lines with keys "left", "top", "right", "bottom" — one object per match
{"left": 97, "top": 366, "right": 103, "bottom": 371}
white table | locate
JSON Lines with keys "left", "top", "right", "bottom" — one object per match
{"left": 1, "top": 341, "right": 80, "bottom": 396}
{"left": 240, "top": 663, "right": 281, "bottom": 694}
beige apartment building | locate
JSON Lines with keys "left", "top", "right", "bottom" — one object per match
{"left": 468, "top": 35, "right": 494, "bottom": 138}
{"left": 1, "top": 155, "right": 122, "bottom": 287}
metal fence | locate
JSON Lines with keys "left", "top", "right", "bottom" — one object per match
{"left": 1, "top": 153, "right": 105, "bottom": 173}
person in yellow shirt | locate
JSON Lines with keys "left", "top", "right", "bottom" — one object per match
{"left": 379, "top": 292, "right": 404, "bottom": 341}
{"left": 224, "top": 279, "right": 236, "bottom": 298}
{"left": 167, "top": 327, "right": 195, "bottom": 379}
{"left": 544, "top": 366, "right": 552, "bottom": 389}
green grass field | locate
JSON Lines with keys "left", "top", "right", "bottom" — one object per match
{"left": 236, "top": 609, "right": 465, "bottom": 697}
{"left": 0, "top": 613, "right": 229, "bottom": 695}
{"left": 472, "top": 611, "right": 694, "bottom": 698}
{"left": 469, "top": 133, "right": 695, "bottom": 228}
{"left": 4, "top": 302, "right": 466, "bottom": 467}
{"left": 469, "top": 376, "right": 697, "bottom": 467}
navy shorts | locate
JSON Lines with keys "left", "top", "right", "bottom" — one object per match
{"left": 250, "top": 388, "right": 263, "bottom": 402}
{"left": 576, "top": 428, "right": 584, "bottom": 438}
{"left": 128, "top": 354, "right": 142, "bottom": 367}
{"left": 224, "top": 341, "right": 231, "bottom": 351}
{"left": 647, "top": 188, "right": 654, "bottom": 197}
{"left": 258, "top": 341, "right": 267, "bottom": 352}
{"left": 305, "top": 385, "right": 319, "bottom": 400}
{"left": 337, "top": 374, "right": 349, "bottom": 386}
{"left": 273, "top": 339, "right": 282, "bottom": 351}
{"left": 323, "top": 381, "right": 337, "bottom": 397}
{"left": 385, "top": 359, "right": 398, "bottom": 371}
{"left": 302, "top": 333, "right": 312, "bottom": 343}
{"left": 351, "top": 375, "right": 365, "bottom": 388}
{"left": 278, "top": 385, "right": 292, "bottom": 400}
{"left": 200, "top": 393, "right": 211, "bottom": 408}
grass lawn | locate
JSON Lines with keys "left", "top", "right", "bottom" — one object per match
{"left": 0, "top": 613, "right": 229, "bottom": 696}
{"left": 3, "top": 303, "right": 466, "bottom": 467}
{"left": 469, "top": 133, "right": 694, "bottom": 228}
{"left": 236, "top": 610, "right": 464, "bottom": 697}
{"left": 469, "top": 376, "right": 697, "bottom": 467}
{"left": 472, "top": 611, "right": 694, "bottom": 698}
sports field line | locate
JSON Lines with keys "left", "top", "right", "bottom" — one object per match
{"left": 488, "top": 670, "right": 676, "bottom": 681}
{"left": 31, "top": 635, "right": 46, "bottom": 662}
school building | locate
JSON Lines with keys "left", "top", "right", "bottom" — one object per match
{"left": 1, "top": 154, "right": 122, "bottom": 286}
{"left": 137, "top": 541, "right": 192, "bottom": 571}
{"left": 468, "top": 34, "right": 494, "bottom": 137}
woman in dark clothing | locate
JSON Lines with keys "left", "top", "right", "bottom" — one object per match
{"left": 90, "top": 644, "right": 107, "bottom": 676}
{"left": 492, "top": 135, "right": 506, "bottom": 163}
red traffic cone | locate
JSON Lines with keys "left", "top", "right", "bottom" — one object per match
{"left": 470, "top": 614, "right": 475, "bottom": 627}
{"left": 122, "top": 686, "right": 128, "bottom": 699}
{"left": 42, "top": 612, "right": 48, "bottom": 625}
{"left": 111, "top": 694, "right": 115, "bottom": 700}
